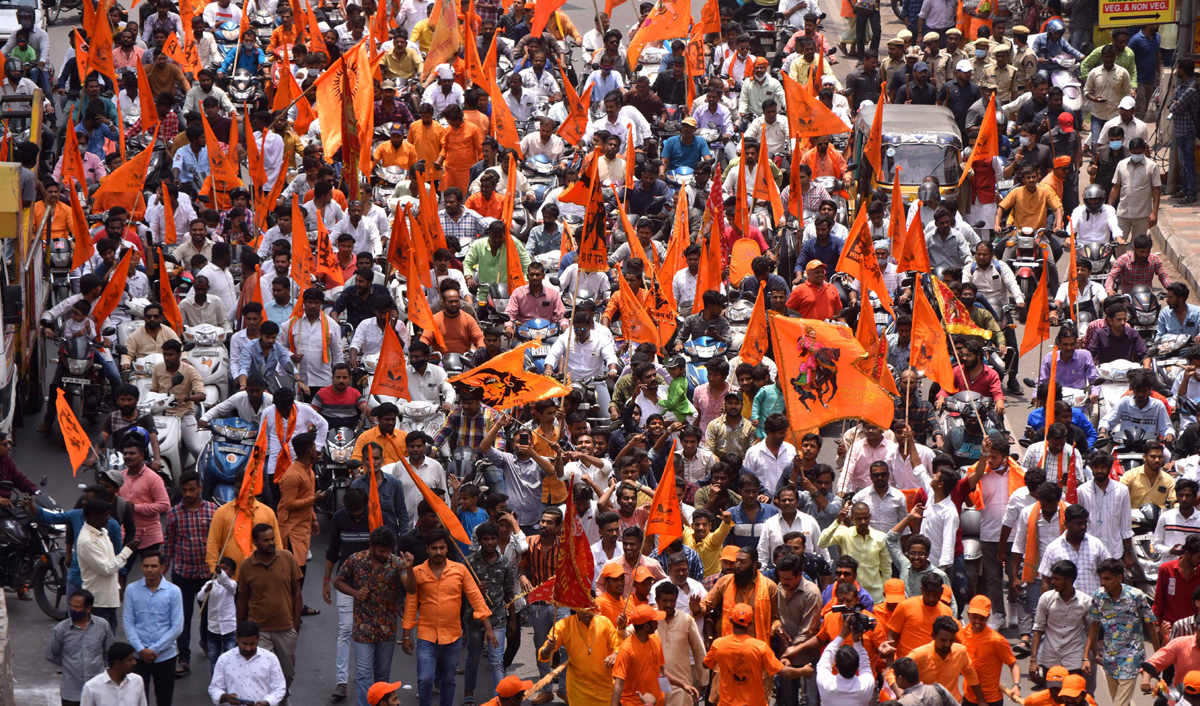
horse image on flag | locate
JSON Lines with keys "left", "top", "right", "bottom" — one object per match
{"left": 788, "top": 326, "right": 842, "bottom": 411}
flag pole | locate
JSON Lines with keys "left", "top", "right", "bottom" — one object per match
{"left": 946, "top": 336, "right": 988, "bottom": 432}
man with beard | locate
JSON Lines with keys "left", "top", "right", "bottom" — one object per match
{"left": 208, "top": 621, "right": 287, "bottom": 705}
{"left": 539, "top": 602, "right": 624, "bottom": 706}
{"left": 97, "top": 385, "right": 163, "bottom": 470}
{"left": 118, "top": 302, "right": 179, "bottom": 371}
{"left": 700, "top": 546, "right": 782, "bottom": 649}
{"left": 236, "top": 524, "right": 303, "bottom": 698}
{"left": 421, "top": 282, "right": 484, "bottom": 357}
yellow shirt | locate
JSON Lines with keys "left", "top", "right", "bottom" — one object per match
{"left": 1120, "top": 465, "right": 1176, "bottom": 508}
{"left": 998, "top": 183, "right": 1062, "bottom": 230}
{"left": 684, "top": 521, "right": 733, "bottom": 577}
{"left": 410, "top": 19, "right": 434, "bottom": 53}
{"left": 540, "top": 615, "right": 624, "bottom": 706}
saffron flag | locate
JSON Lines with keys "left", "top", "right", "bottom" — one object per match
{"left": 555, "top": 64, "right": 592, "bottom": 145}
{"left": 931, "top": 276, "right": 992, "bottom": 340}
{"left": 553, "top": 483, "right": 597, "bottom": 611}
{"left": 313, "top": 39, "right": 374, "bottom": 169}
{"left": 86, "top": 5, "right": 118, "bottom": 85}
{"left": 246, "top": 113, "right": 268, "bottom": 190}
{"left": 693, "top": 226, "right": 723, "bottom": 299}
{"left": 157, "top": 248, "right": 183, "bottom": 334}
{"left": 273, "top": 44, "right": 317, "bottom": 134}
{"left": 406, "top": 245, "right": 447, "bottom": 350}
{"left": 257, "top": 158, "right": 290, "bottom": 236}
{"left": 1045, "top": 347, "right": 1058, "bottom": 431}
{"left": 1067, "top": 228, "right": 1079, "bottom": 311}
{"left": 62, "top": 117, "right": 89, "bottom": 198}
{"left": 91, "top": 248, "right": 133, "bottom": 328}
{"left": 56, "top": 388, "right": 91, "bottom": 476}
{"left": 770, "top": 316, "right": 895, "bottom": 432}
{"left": 616, "top": 266, "right": 661, "bottom": 348}
{"left": 485, "top": 69, "right": 522, "bottom": 156}
{"left": 835, "top": 206, "right": 894, "bottom": 313}
{"left": 655, "top": 196, "right": 689, "bottom": 310}
{"left": 161, "top": 183, "right": 178, "bottom": 244}
{"left": 423, "top": 0, "right": 461, "bottom": 77}
{"left": 398, "top": 455, "right": 471, "bottom": 546}
{"left": 753, "top": 124, "right": 785, "bottom": 225}
{"left": 645, "top": 440, "right": 684, "bottom": 548}
{"left": 447, "top": 341, "right": 571, "bottom": 409}
{"left": 303, "top": 0, "right": 329, "bottom": 57}
{"left": 291, "top": 200, "right": 314, "bottom": 290}
{"left": 369, "top": 322, "right": 411, "bottom": 400}
{"left": 226, "top": 101, "right": 240, "bottom": 167}
{"left": 614, "top": 191, "right": 654, "bottom": 274}
{"left": 202, "top": 111, "right": 239, "bottom": 185}
{"left": 577, "top": 151, "right": 609, "bottom": 272}
{"left": 865, "top": 97, "right": 885, "bottom": 180}
{"left": 741, "top": 281, "right": 770, "bottom": 366}
{"left": 135, "top": 61, "right": 159, "bottom": 131}
{"left": 895, "top": 205, "right": 931, "bottom": 273}
{"left": 233, "top": 423, "right": 269, "bottom": 556}
{"left": 530, "top": 0, "right": 566, "bottom": 39}
{"left": 855, "top": 294, "right": 899, "bottom": 395}
{"left": 527, "top": 578, "right": 556, "bottom": 604}
{"left": 501, "top": 154, "right": 528, "bottom": 289}
{"left": 957, "top": 93, "right": 999, "bottom": 188}
{"left": 365, "top": 456, "right": 384, "bottom": 531}
{"left": 627, "top": 0, "right": 690, "bottom": 71}
{"left": 1020, "top": 251, "right": 1051, "bottom": 356}
{"left": 910, "top": 283, "right": 957, "bottom": 393}
{"left": 92, "top": 127, "right": 160, "bottom": 201}
{"left": 314, "top": 212, "right": 345, "bottom": 285}
{"left": 68, "top": 180, "right": 94, "bottom": 272}
{"left": 780, "top": 73, "right": 852, "bottom": 139}
{"left": 624, "top": 124, "right": 636, "bottom": 199}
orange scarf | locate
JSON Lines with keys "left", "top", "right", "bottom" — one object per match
{"left": 1022, "top": 501, "right": 1067, "bottom": 583}
{"left": 272, "top": 408, "right": 297, "bottom": 481}
{"left": 287, "top": 312, "right": 331, "bottom": 363}
{"left": 721, "top": 573, "right": 772, "bottom": 643}
{"left": 968, "top": 457, "right": 1025, "bottom": 511}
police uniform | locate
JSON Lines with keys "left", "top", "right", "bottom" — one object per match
{"left": 880, "top": 39, "right": 907, "bottom": 80}
{"left": 1010, "top": 29, "right": 1038, "bottom": 92}
{"left": 985, "top": 61, "right": 1020, "bottom": 103}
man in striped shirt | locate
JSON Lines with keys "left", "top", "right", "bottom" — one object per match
{"left": 523, "top": 508, "right": 569, "bottom": 704}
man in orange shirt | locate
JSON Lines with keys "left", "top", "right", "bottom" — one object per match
{"left": 785, "top": 261, "right": 844, "bottom": 319}
{"left": 478, "top": 676, "right": 533, "bottom": 706}
{"left": 874, "top": 578, "right": 907, "bottom": 630}
{"left": 437, "top": 103, "right": 484, "bottom": 194}
{"left": 596, "top": 562, "right": 628, "bottom": 627}
{"left": 958, "top": 596, "right": 1021, "bottom": 706}
{"left": 465, "top": 170, "right": 505, "bottom": 219}
{"left": 401, "top": 529, "right": 493, "bottom": 706}
{"left": 601, "top": 262, "right": 654, "bottom": 328}
{"left": 612, "top": 605, "right": 701, "bottom": 706}
{"left": 420, "top": 283, "right": 484, "bottom": 355}
{"left": 373, "top": 126, "right": 419, "bottom": 170}
{"left": 704, "top": 603, "right": 808, "bottom": 706}
{"left": 628, "top": 565, "right": 656, "bottom": 614}
{"left": 1025, "top": 666, "right": 1071, "bottom": 706}
{"left": 800, "top": 136, "right": 853, "bottom": 185}
{"left": 408, "top": 103, "right": 447, "bottom": 180}
{"left": 887, "top": 572, "right": 955, "bottom": 657}
{"left": 903, "top": 615, "right": 985, "bottom": 702}
{"left": 35, "top": 181, "right": 73, "bottom": 241}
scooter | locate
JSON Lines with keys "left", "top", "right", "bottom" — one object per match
{"left": 1047, "top": 54, "right": 1083, "bottom": 114}
{"left": 681, "top": 336, "right": 729, "bottom": 396}
{"left": 1131, "top": 502, "right": 1161, "bottom": 593}
{"left": 1093, "top": 359, "right": 1144, "bottom": 425}
{"left": 999, "top": 227, "right": 1058, "bottom": 322}
{"left": 1126, "top": 284, "right": 1164, "bottom": 340}
{"left": 517, "top": 319, "right": 561, "bottom": 373}
{"left": 397, "top": 401, "right": 446, "bottom": 438}
{"left": 320, "top": 426, "right": 359, "bottom": 515}
{"left": 197, "top": 417, "right": 257, "bottom": 505}
{"left": 183, "top": 324, "right": 230, "bottom": 406}
{"left": 137, "top": 388, "right": 187, "bottom": 487}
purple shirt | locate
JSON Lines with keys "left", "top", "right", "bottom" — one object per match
{"left": 1038, "top": 349, "right": 1100, "bottom": 390}
{"left": 694, "top": 381, "right": 730, "bottom": 434}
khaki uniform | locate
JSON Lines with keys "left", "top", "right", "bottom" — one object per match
{"left": 935, "top": 48, "right": 968, "bottom": 84}
{"left": 986, "top": 63, "right": 1020, "bottom": 103}
{"left": 971, "top": 55, "right": 991, "bottom": 84}
{"left": 1013, "top": 42, "right": 1038, "bottom": 91}
{"left": 881, "top": 54, "right": 906, "bottom": 81}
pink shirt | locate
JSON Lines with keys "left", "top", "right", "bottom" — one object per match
{"left": 119, "top": 466, "right": 171, "bottom": 546}
{"left": 841, "top": 438, "right": 906, "bottom": 494}
{"left": 504, "top": 284, "right": 568, "bottom": 328}
{"left": 694, "top": 381, "right": 730, "bottom": 434}
{"left": 1147, "top": 635, "right": 1200, "bottom": 686}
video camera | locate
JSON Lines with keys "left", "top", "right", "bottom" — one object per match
{"left": 831, "top": 604, "right": 877, "bottom": 633}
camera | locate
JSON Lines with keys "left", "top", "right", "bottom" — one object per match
{"left": 831, "top": 604, "right": 876, "bottom": 633}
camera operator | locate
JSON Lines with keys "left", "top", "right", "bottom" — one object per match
{"left": 793, "top": 580, "right": 888, "bottom": 675}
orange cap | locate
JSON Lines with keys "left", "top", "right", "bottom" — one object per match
{"left": 496, "top": 676, "right": 535, "bottom": 698}
{"left": 1058, "top": 675, "right": 1087, "bottom": 698}
{"left": 730, "top": 603, "right": 755, "bottom": 626}
{"left": 367, "top": 681, "right": 403, "bottom": 705}
{"left": 940, "top": 584, "right": 953, "bottom": 605}
{"left": 628, "top": 604, "right": 666, "bottom": 626}
{"left": 600, "top": 563, "right": 626, "bottom": 579}
{"left": 967, "top": 595, "right": 992, "bottom": 617}
{"left": 720, "top": 546, "right": 740, "bottom": 562}
{"left": 1185, "top": 671, "right": 1200, "bottom": 695}
{"left": 1045, "top": 666, "right": 1070, "bottom": 686}
{"left": 632, "top": 566, "right": 655, "bottom": 582}
{"left": 883, "top": 579, "right": 906, "bottom": 602}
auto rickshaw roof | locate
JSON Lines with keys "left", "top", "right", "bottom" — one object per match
{"left": 855, "top": 104, "right": 962, "bottom": 141}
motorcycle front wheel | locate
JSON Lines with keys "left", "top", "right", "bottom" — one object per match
{"left": 47, "top": 1, "right": 62, "bottom": 25}
{"left": 33, "top": 556, "right": 68, "bottom": 621}
{"left": 891, "top": 0, "right": 905, "bottom": 21}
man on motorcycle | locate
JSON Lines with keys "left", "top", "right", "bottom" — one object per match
{"left": 1072, "top": 184, "right": 1122, "bottom": 252}
{"left": 152, "top": 339, "right": 208, "bottom": 463}
{"left": 1099, "top": 370, "right": 1174, "bottom": 447}
{"left": 661, "top": 118, "right": 712, "bottom": 173}
{"left": 350, "top": 296, "right": 407, "bottom": 370}
{"left": 1158, "top": 282, "right": 1200, "bottom": 342}
{"left": 219, "top": 32, "right": 269, "bottom": 78}
{"left": 1030, "top": 19, "right": 1084, "bottom": 74}
{"left": 1050, "top": 260, "right": 1107, "bottom": 325}
{"left": 1037, "top": 327, "right": 1099, "bottom": 393}
{"left": 1105, "top": 233, "right": 1173, "bottom": 295}
{"left": 1086, "top": 302, "right": 1150, "bottom": 367}
{"left": 312, "top": 364, "right": 369, "bottom": 429}
{"left": 925, "top": 207, "right": 974, "bottom": 271}
{"left": 966, "top": 241, "right": 1022, "bottom": 392}
{"left": 937, "top": 338, "right": 1008, "bottom": 418}
{"left": 94, "top": 385, "right": 164, "bottom": 472}
{"left": 120, "top": 303, "right": 180, "bottom": 370}
{"left": 504, "top": 261, "right": 568, "bottom": 336}
{"left": 690, "top": 83, "right": 735, "bottom": 142}
{"left": 545, "top": 310, "right": 621, "bottom": 410}
{"left": 2, "top": 8, "right": 51, "bottom": 99}
{"left": 996, "top": 165, "right": 1065, "bottom": 234}
{"left": 200, "top": 374, "right": 274, "bottom": 427}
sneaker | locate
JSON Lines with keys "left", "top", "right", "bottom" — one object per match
{"left": 531, "top": 693, "right": 554, "bottom": 705}
{"left": 1005, "top": 380, "right": 1024, "bottom": 396}
{"left": 987, "top": 613, "right": 1006, "bottom": 631}
{"left": 36, "top": 421, "right": 51, "bottom": 433}
{"left": 1182, "top": 197, "right": 1198, "bottom": 205}
{"left": 331, "top": 683, "right": 347, "bottom": 700}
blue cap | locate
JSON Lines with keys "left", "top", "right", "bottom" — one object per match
{"left": 913, "top": 61, "right": 929, "bottom": 72}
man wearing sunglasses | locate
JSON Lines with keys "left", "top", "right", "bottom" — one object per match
{"left": 545, "top": 311, "right": 621, "bottom": 413}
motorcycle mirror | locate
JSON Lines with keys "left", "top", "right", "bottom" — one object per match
{"left": 114, "top": 344, "right": 128, "bottom": 356}
{"left": 1157, "top": 292, "right": 1168, "bottom": 300}
{"left": 183, "top": 341, "right": 197, "bottom": 351}
{"left": 1022, "top": 377, "right": 1036, "bottom": 388}
{"left": 171, "top": 372, "right": 185, "bottom": 386}
{"left": 973, "top": 220, "right": 986, "bottom": 229}
{"left": 0, "top": 480, "right": 13, "bottom": 491}
{"left": 346, "top": 460, "right": 364, "bottom": 470}
{"left": 102, "top": 327, "right": 117, "bottom": 336}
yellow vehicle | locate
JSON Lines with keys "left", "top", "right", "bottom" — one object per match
{"left": 852, "top": 104, "right": 964, "bottom": 206}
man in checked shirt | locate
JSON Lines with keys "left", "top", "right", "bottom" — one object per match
{"left": 1105, "top": 233, "right": 1173, "bottom": 296}
{"left": 161, "top": 471, "right": 217, "bottom": 678}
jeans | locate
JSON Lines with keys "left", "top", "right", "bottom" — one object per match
{"left": 173, "top": 574, "right": 209, "bottom": 665}
{"left": 1177, "top": 133, "right": 1197, "bottom": 198}
{"left": 336, "top": 589, "right": 353, "bottom": 684}
{"left": 416, "top": 638, "right": 463, "bottom": 706}
{"left": 530, "top": 604, "right": 570, "bottom": 692}
{"left": 465, "top": 623, "right": 507, "bottom": 696}
{"left": 1069, "top": 27, "right": 1090, "bottom": 53}
{"left": 353, "top": 640, "right": 397, "bottom": 706}
{"left": 1091, "top": 114, "right": 1110, "bottom": 148}
{"left": 854, "top": 7, "right": 881, "bottom": 57}
{"left": 1018, "top": 575, "right": 1044, "bottom": 637}
{"left": 132, "top": 656, "right": 176, "bottom": 706}
{"left": 952, "top": 554, "right": 970, "bottom": 615}
{"left": 205, "top": 632, "right": 236, "bottom": 676}
{"left": 979, "top": 541, "right": 1006, "bottom": 617}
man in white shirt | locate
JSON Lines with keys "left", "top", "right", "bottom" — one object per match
{"left": 78, "top": 499, "right": 138, "bottom": 629}
{"left": 520, "top": 117, "right": 567, "bottom": 164}
{"left": 502, "top": 72, "right": 539, "bottom": 123}
{"left": 672, "top": 245, "right": 701, "bottom": 315}
{"left": 200, "top": 379, "right": 273, "bottom": 426}
{"left": 650, "top": 553, "right": 708, "bottom": 629}
{"left": 583, "top": 98, "right": 650, "bottom": 150}
{"left": 208, "top": 621, "right": 287, "bottom": 706}
{"left": 518, "top": 52, "right": 561, "bottom": 101}
{"left": 198, "top": 242, "right": 238, "bottom": 323}
{"left": 284, "top": 289, "right": 345, "bottom": 395}
{"left": 851, "top": 462, "right": 910, "bottom": 535}
{"left": 145, "top": 185, "right": 196, "bottom": 245}
{"left": 813, "top": 631, "right": 875, "bottom": 706}
{"left": 1154, "top": 477, "right": 1200, "bottom": 557}
{"left": 544, "top": 311, "right": 620, "bottom": 412}
{"left": 1100, "top": 96, "right": 1149, "bottom": 146}
{"left": 388, "top": 431, "right": 446, "bottom": 524}
{"left": 423, "top": 64, "right": 465, "bottom": 115}
{"left": 260, "top": 388, "right": 329, "bottom": 485}
{"left": 330, "top": 200, "right": 382, "bottom": 256}
{"left": 251, "top": 112, "right": 286, "bottom": 191}
{"left": 80, "top": 642, "right": 146, "bottom": 706}
{"left": 1071, "top": 186, "right": 1122, "bottom": 247}
{"left": 920, "top": 466, "right": 962, "bottom": 572}
{"left": 397, "top": 0, "right": 432, "bottom": 35}
{"left": 743, "top": 415, "right": 797, "bottom": 495}
{"left": 758, "top": 486, "right": 824, "bottom": 569}
{"left": 405, "top": 341, "right": 456, "bottom": 409}
{"left": 839, "top": 423, "right": 906, "bottom": 493}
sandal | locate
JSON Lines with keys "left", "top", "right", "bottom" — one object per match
{"left": 301, "top": 605, "right": 321, "bottom": 616}
{"left": 1013, "top": 637, "right": 1032, "bottom": 657}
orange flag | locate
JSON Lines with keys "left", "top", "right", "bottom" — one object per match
{"left": 291, "top": 200, "right": 314, "bottom": 290}
{"left": 157, "top": 248, "right": 183, "bottom": 334}
{"left": 201, "top": 111, "right": 239, "bottom": 185}
{"left": 957, "top": 93, "right": 999, "bottom": 188}
{"left": 163, "top": 25, "right": 199, "bottom": 74}
{"left": 836, "top": 206, "right": 895, "bottom": 313}
{"left": 91, "top": 248, "right": 133, "bottom": 328}
{"left": 226, "top": 101, "right": 241, "bottom": 168}
{"left": 481, "top": 24, "right": 500, "bottom": 84}
{"left": 605, "top": 0, "right": 630, "bottom": 19}
{"left": 161, "top": 183, "right": 178, "bottom": 244}
{"left": 135, "top": 61, "right": 159, "bottom": 131}
{"left": 485, "top": 71, "right": 522, "bottom": 156}
{"left": 62, "top": 118, "right": 89, "bottom": 198}
{"left": 256, "top": 158, "right": 290, "bottom": 237}
{"left": 645, "top": 440, "right": 684, "bottom": 548}
{"left": 865, "top": 97, "right": 885, "bottom": 180}
{"left": 896, "top": 205, "right": 931, "bottom": 273}
{"left": 577, "top": 153, "right": 608, "bottom": 272}
{"left": 463, "top": 16, "right": 485, "bottom": 88}
{"left": 313, "top": 39, "right": 374, "bottom": 170}
{"left": 624, "top": 124, "right": 636, "bottom": 196}
{"left": 740, "top": 282, "right": 770, "bottom": 366}
{"left": 555, "top": 58, "right": 591, "bottom": 145}
{"left": 856, "top": 294, "right": 899, "bottom": 395}
{"left": 693, "top": 229, "right": 723, "bottom": 302}
{"left": 626, "top": 0, "right": 690, "bottom": 70}
{"left": 303, "top": 0, "right": 329, "bottom": 57}
{"left": 423, "top": 0, "right": 461, "bottom": 77}
{"left": 889, "top": 167, "right": 906, "bottom": 256}
{"left": 245, "top": 111, "right": 268, "bottom": 189}
{"left": 68, "top": 180, "right": 94, "bottom": 272}
{"left": 412, "top": 171, "right": 449, "bottom": 252}
{"left": 406, "top": 245, "right": 447, "bottom": 350}
{"left": 369, "top": 323, "right": 412, "bottom": 401}
{"left": 86, "top": 7, "right": 118, "bottom": 85}
{"left": 553, "top": 480, "right": 597, "bottom": 611}
{"left": 1067, "top": 228, "right": 1079, "bottom": 311}
{"left": 314, "top": 212, "right": 345, "bottom": 285}
{"left": 733, "top": 139, "right": 750, "bottom": 236}
{"left": 233, "top": 423, "right": 269, "bottom": 558}
{"left": 398, "top": 455, "right": 470, "bottom": 545}
{"left": 94, "top": 124, "right": 162, "bottom": 198}
{"left": 931, "top": 276, "right": 993, "bottom": 340}
{"left": 617, "top": 265, "right": 662, "bottom": 348}
{"left": 780, "top": 73, "right": 852, "bottom": 139}
{"left": 770, "top": 316, "right": 895, "bottom": 432}
{"left": 1020, "top": 251, "right": 1051, "bottom": 356}
{"left": 613, "top": 191, "right": 655, "bottom": 275}
{"left": 1045, "top": 346, "right": 1058, "bottom": 431}
{"left": 503, "top": 176, "right": 527, "bottom": 289}
{"left": 56, "top": 389, "right": 92, "bottom": 475}
{"left": 447, "top": 341, "right": 572, "bottom": 408}
{"left": 273, "top": 44, "right": 317, "bottom": 133}
{"left": 655, "top": 195, "right": 689, "bottom": 310}
{"left": 530, "top": 0, "right": 567, "bottom": 38}
{"left": 683, "top": 37, "right": 698, "bottom": 109}
{"left": 910, "top": 283, "right": 957, "bottom": 393}
{"left": 752, "top": 125, "right": 785, "bottom": 225}
{"left": 365, "top": 455, "right": 385, "bottom": 531}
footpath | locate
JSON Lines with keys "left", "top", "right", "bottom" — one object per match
{"left": 1153, "top": 201, "right": 1200, "bottom": 292}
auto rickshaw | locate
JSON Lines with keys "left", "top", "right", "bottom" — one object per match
{"left": 851, "top": 104, "right": 964, "bottom": 207}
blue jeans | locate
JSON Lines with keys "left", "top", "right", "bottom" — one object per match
{"left": 1018, "top": 575, "right": 1044, "bottom": 637}
{"left": 336, "top": 589, "right": 353, "bottom": 684}
{"left": 1091, "top": 114, "right": 1109, "bottom": 148}
{"left": 205, "top": 632, "right": 236, "bottom": 676}
{"left": 530, "top": 604, "right": 570, "bottom": 693}
{"left": 464, "top": 623, "right": 506, "bottom": 696}
{"left": 1177, "top": 133, "right": 1197, "bottom": 198}
{"left": 353, "top": 640, "right": 396, "bottom": 706}
{"left": 416, "top": 638, "right": 462, "bottom": 706}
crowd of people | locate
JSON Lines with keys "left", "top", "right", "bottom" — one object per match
{"left": 11, "top": 0, "right": 1200, "bottom": 706}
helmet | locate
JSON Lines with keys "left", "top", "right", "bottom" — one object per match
{"left": 918, "top": 182, "right": 939, "bottom": 202}
{"left": 1083, "top": 184, "right": 1105, "bottom": 212}
{"left": 1046, "top": 19, "right": 1064, "bottom": 34}
{"left": 4, "top": 58, "right": 21, "bottom": 74}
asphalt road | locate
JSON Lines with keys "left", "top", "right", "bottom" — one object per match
{"left": 8, "top": 2, "right": 1179, "bottom": 705}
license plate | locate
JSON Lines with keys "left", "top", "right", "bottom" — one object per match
{"left": 62, "top": 377, "right": 91, "bottom": 386}
{"left": 217, "top": 445, "right": 247, "bottom": 454}
{"left": 997, "top": 179, "right": 1015, "bottom": 191}
{"left": 529, "top": 346, "right": 549, "bottom": 357}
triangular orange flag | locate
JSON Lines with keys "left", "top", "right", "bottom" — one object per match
{"left": 1020, "top": 251, "right": 1051, "bottom": 356}
{"left": 398, "top": 454, "right": 471, "bottom": 546}
{"left": 234, "top": 424, "right": 270, "bottom": 557}
{"left": 856, "top": 294, "right": 900, "bottom": 395}
{"left": 555, "top": 56, "right": 591, "bottom": 145}
{"left": 423, "top": 0, "right": 461, "bottom": 77}
{"left": 369, "top": 323, "right": 412, "bottom": 401}
{"left": 693, "top": 228, "right": 723, "bottom": 302}
{"left": 291, "top": 199, "right": 314, "bottom": 290}
{"left": 655, "top": 196, "right": 689, "bottom": 310}
{"left": 406, "top": 245, "right": 446, "bottom": 350}
{"left": 577, "top": 153, "right": 608, "bottom": 272}
{"left": 135, "top": 60, "right": 159, "bottom": 131}
{"left": 911, "top": 282, "right": 956, "bottom": 393}
{"left": 624, "top": 123, "right": 636, "bottom": 194}
{"left": 226, "top": 101, "right": 240, "bottom": 166}
{"left": 68, "top": 179, "right": 95, "bottom": 272}
{"left": 617, "top": 264, "right": 661, "bottom": 348}
{"left": 86, "top": 7, "right": 118, "bottom": 85}
{"left": 314, "top": 211, "right": 345, "bottom": 285}
{"left": 200, "top": 111, "right": 239, "bottom": 185}
{"left": 244, "top": 111, "right": 267, "bottom": 190}
{"left": 256, "top": 158, "right": 289, "bottom": 237}
{"left": 161, "top": 183, "right": 178, "bottom": 244}
{"left": 645, "top": 439, "right": 683, "bottom": 548}
{"left": 157, "top": 248, "right": 183, "bottom": 334}
{"left": 530, "top": 0, "right": 567, "bottom": 37}
{"left": 836, "top": 205, "right": 894, "bottom": 313}
{"left": 304, "top": 0, "right": 329, "bottom": 56}
{"left": 740, "top": 281, "right": 770, "bottom": 366}
{"left": 613, "top": 190, "right": 655, "bottom": 275}
{"left": 1067, "top": 228, "right": 1079, "bottom": 312}
{"left": 57, "top": 388, "right": 92, "bottom": 476}
{"left": 957, "top": 93, "right": 999, "bottom": 188}
{"left": 1045, "top": 346, "right": 1058, "bottom": 431}
{"left": 780, "top": 73, "right": 852, "bottom": 140}
{"left": 62, "top": 117, "right": 89, "bottom": 198}
{"left": 626, "top": 0, "right": 690, "bottom": 70}
{"left": 896, "top": 205, "right": 931, "bottom": 273}
{"left": 91, "top": 248, "right": 133, "bottom": 328}
{"left": 500, "top": 156, "right": 527, "bottom": 290}
{"left": 865, "top": 97, "right": 886, "bottom": 180}
{"left": 752, "top": 125, "right": 785, "bottom": 225}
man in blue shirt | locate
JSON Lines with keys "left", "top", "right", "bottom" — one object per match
{"left": 1030, "top": 19, "right": 1085, "bottom": 73}
{"left": 661, "top": 118, "right": 712, "bottom": 172}
{"left": 76, "top": 107, "right": 120, "bottom": 162}
{"left": 1158, "top": 282, "right": 1200, "bottom": 341}
{"left": 29, "top": 487, "right": 123, "bottom": 599}
{"left": 219, "top": 33, "right": 269, "bottom": 77}
{"left": 123, "top": 551, "right": 184, "bottom": 706}
{"left": 1128, "top": 25, "right": 1162, "bottom": 119}
{"left": 172, "top": 124, "right": 210, "bottom": 191}
{"left": 795, "top": 217, "right": 844, "bottom": 277}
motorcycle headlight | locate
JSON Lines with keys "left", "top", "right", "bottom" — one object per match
{"left": 331, "top": 446, "right": 353, "bottom": 463}
{"left": 197, "top": 333, "right": 219, "bottom": 346}
{"left": 67, "top": 358, "right": 90, "bottom": 375}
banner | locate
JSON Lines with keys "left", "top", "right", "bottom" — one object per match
{"left": 447, "top": 342, "right": 572, "bottom": 409}
{"left": 368, "top": 323, "right": 412, "bottom": 400}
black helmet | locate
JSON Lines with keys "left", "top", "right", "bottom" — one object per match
{"left": 918, "top": 181, "right": 939, "bottom": 203}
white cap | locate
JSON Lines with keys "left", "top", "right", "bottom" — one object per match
{"left": 317, "top": 21, "right": 330, "bottom": 32}
{"left": 955, "top": 59, "right": 973, "bottom": 73}
{"left": 821, "top": 74, "right": 836, "bottom": 85}
{"left": 1119, "top": 95, "right": 1136, "bottom": 111}
{"left": 436, "top": 63, "right": 455, "bottom": 79}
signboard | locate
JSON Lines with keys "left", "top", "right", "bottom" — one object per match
{"left": 1100, "top": 0, "right": 1173, "bottom": 28}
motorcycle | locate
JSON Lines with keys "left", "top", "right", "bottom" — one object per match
{"left": 320, "top": 426, "right": 359, "bottom": 515}
{"left": 941, "top": 390, "right": 997, "bottom": 436}
{"left": 182, "top": 324, "right": 230, "bottom": 406}
{"left": 373, "top": 164, "right": 407, "bottom": 206}
{"left": 47, "top": 234, "right": 74, "bottom": 306}
{"left": 517, "top": 319, "right": 561, "bottom": 373}
{"left": 197, "top": 417, "right": 257, "bottom": 505}
{"left": 213, "top": 20, "right": 242, "bottom": 65}
{"left": 1079, "top": 241, "right": 1116, "bottom": 283}
{"left": 1047, "top": 54, "right": 1083, "bottom": 114}
{"left": 998, "top": 226, "right": 1058, "bottom": 322}
{"left": 227, "top": 69, "right": 266, "bottom": 115}
{"left": 1131, "top": 502, "right": 1160, "bottom": 593}
{"left": 726, "top": 294, "right": 754, "bottom": 352}
{"left": 48, "top": 324, "right": 118, "bottom": 423}
{"left": 0, "top": 479, "right": 68, "bottom": 620}
{"left": 398, "top": 400, "right": 446, "bottom": 438}
{"left": 250, "top": 9, "right": 275, "bottom": 45}
{"left": 1126, "top": 284, "right": 1164, "bottom": 340}
{"left": 1093, "top": 359, "right": 1146, "bottom": 425}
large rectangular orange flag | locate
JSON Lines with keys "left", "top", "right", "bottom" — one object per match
{"left": 447, "top": 342, "right": 571, "bottom": 409}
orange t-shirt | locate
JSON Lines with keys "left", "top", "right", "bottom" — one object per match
{"left": 303, "top": 187, "right": 349, "bottom": 210}
{"left": 908, "top": 641, "right": 980, "bottom": 701}
{"left": 612, "top": 633, "right": 666, "bottom": 706}
{"left": 888, "top": 596, "right": 955, "bottom": 658}
{"left": 465, "top": 191, "right": 505, "bottom": 219}
{"left": 464, "top": 109, "right": 490, "bottom": 137}
{"left": 702, "top": 633, "right": 784, "bottom": 706}
{"left": 957, "top": 626, "right": 1017, "bottom": 702}
{"left": 815, "top": 610, "right": 888, "bottom": 672}
{"left": 785, "top": 281, "right": 842, "bottom": 320}
{"left": 596, "top": 593, "right": 625, "bottom": 626}
{"left": 800, "top": 146, "right": 848, "bottom": 180}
